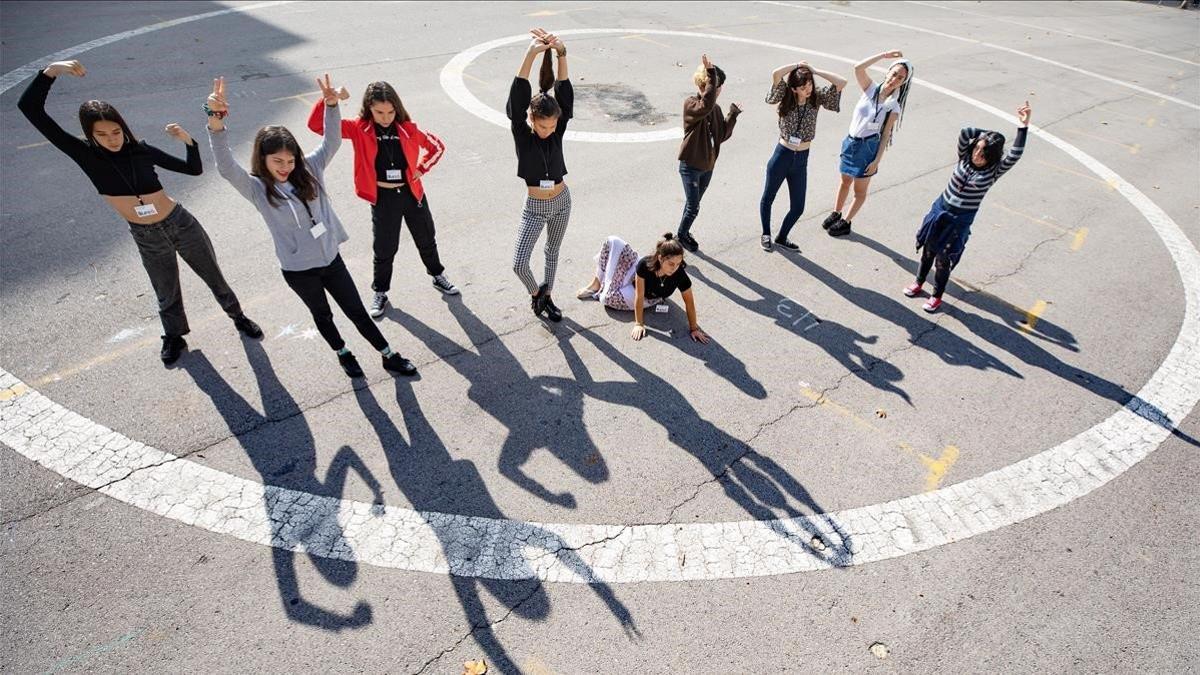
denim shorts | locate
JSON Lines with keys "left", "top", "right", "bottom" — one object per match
{"left": 839, "top": 134, "right": 881, "bottom": 178}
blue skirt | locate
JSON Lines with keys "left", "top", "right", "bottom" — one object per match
{"left": 839, "top": 134, "right": 881, "bottom": 178}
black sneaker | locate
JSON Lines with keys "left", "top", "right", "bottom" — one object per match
{"left": 827, "top": 218, "right": 852, "bottom": 237}
{"left": 233, "top": 314, "right": 263, "bottom": 339}
{"left": 538, "top": 283, "right": 563, "bottom": 322}
{"left": 760, "top": 235, "right": 773, "bottom": 252}
{"left": 531, "top": 291, "right": 546, "bottom": 318}
{"left": 382, "top": 352, "right": 418, "bottom": 376}
{"left": 821, "top": 211, "right": 842, "bottom": 230}
{"left": 160, "top": 335, "right": 187, "bottom": 365}
{"left": 678, "top": 232, "right": 699, "bottom": 253}
{"left": 338, "top": 351, "right": 364, "bottom": 378}
{"left": 774, "top": 237, "right": 801, "bottom": 252}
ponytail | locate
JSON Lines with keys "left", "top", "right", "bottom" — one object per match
{"left": 538, "top": 49, "right": 555, "bottom": 94}
{"left": 648, "top": 232, "right": 685, "bottom": 272}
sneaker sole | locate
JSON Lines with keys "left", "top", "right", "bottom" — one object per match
{"left": 433, "top": 285, "right": 460, "bottom": 295}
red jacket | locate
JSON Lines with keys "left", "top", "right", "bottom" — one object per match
{"left": 307, "top": 99, "right": 445, "bottom": 205}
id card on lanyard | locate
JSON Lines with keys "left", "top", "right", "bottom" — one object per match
{"left": 285, "top": 192, "right": 326, "bottom": 239}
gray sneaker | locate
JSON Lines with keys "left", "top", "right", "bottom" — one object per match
{"left": 760, "top": 235, "right": 773, "bottom": 252}
{"left": 368, "top": 292, "right": 389, "bottom": 318}
{"left": 432, "top": 274, "right": 460, "bottom": 295}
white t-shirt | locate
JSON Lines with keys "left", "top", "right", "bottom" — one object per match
{"left": 847, "top": 83, "right": 901, "bottom": 139}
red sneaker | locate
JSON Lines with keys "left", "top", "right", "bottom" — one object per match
{"left": 903, "top": 282, "right": 923, "bottom": 297}
{"left": 922, "top": 297, "right": 943, "bottom": 313}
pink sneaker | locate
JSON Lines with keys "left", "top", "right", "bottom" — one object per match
{"left": 922, "top": 297, "right": 943, "bottom": 313}
{"left": 903, "top": 282, "right": 923, "bottom": 298}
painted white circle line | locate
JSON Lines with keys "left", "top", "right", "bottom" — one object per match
{"left": 4, "top": 31, "right": 1199, "bottom": 584}
{"left": 0, "top": 1, "right": 296, "bottom": 96}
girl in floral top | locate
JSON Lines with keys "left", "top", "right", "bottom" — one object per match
{"left": 759, "top": 61, "right": 845, "bottom": 252}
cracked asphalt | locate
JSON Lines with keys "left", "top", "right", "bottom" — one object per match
{"left": 2, "top": 1, "right": 1198, "bottom": 672}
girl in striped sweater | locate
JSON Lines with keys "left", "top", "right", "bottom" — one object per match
{"left": 904, "top": 101, "right": 1032, "bottom": 313}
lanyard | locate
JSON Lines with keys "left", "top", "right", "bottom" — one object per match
{"left": 281, "top": 190, "right": 317, "bottom": 230}
{"left": 536, "top": 137, "right": 553, "bottom": 178}
{"left": 376, "top": 124, "right": 400, "bottom": 168}
{"left": 101, "top": 147, "right": 146, "bottom": 204}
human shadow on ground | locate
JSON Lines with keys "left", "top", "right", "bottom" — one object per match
{"left": 850, "top": 231, "right": 1079, "bottom": 352}
{"left": 353, "top": 380, "right": 639, "bottom": 673}
{"left": 388, "top": 298, "right": 607, "bottom": 509}
{"left": 840, "top": 233, "right": 1198, "bottom": 447}
{"left": 688, "top": 250, "right": 916, "bottom": 404}
{"left": 552, "top": 317, "right": 854, "bottom": 565}
{"left": 182, "top": 343, "right": 381, "bottom": 631}
{"left": 589, "top": 301, "right": 768, "bottom": 401}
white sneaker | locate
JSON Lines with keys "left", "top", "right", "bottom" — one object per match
{"left": 368, "top": 292, "right": 389, "bottom": 318}
{"left": 432, "top": 274, "right": 460, "bottom": 295}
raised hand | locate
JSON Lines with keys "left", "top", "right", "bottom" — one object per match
{"left": 164, "top": 123, "right": 193, "bottom": 145}
{"left": 45, "top": 60, "right": 86, "bottom": 78}
{"left": 701, "top": 53, "right": 712, "bottom": 70}
{"left": 528, "top": 28, "right": 553, "bottom": 53}
{"left": 337, "top": 86, "right": 351, "bottom": 101}
{"left": 884, "top": 49, "right": 904, "bottom": 58}
{"left": 1017, "top": 100, "right": 1032, "bottom": 127}
{"left": 206, "top": 77, "right": 228, "bottom": 113}
{"left": 315, "top": 73, "right": 340, "bottom": 106}
{"left": 729, "top": 102, "right": 743, "bottom": 115}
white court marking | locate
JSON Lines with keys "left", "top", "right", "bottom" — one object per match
{"left": 4, "top": 25, "right": 1199, "bottom": 582}
{"left": 906, "top": 0, "right": 1200, "bottom": 67}
{"left": 759, "top": 0, "right": 1200, "bottom": 111}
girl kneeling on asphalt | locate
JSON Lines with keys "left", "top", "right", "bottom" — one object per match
{"left": 905, "top": 102, "right": 1032, "bottom": 313}
{"left": 306, "top": 79, "right": 458, "bottom": 321}
{"left": 576, "top": 233, "right": 710, "bottom": 344}
{"left": 205, "top": 75, "right": 417, "bottom": 378}
{"left": 17, "top": 60, "right": 263, "bottom": 366}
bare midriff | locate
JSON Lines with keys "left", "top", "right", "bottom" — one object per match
{"left": 526, "top": 182, "right": 567, "bottom": 200}
{"left": 778, "top": 137, "right": 812, "bottom": 152}
{"left": 105, "top": 190, "right": 176, "bottom": 224}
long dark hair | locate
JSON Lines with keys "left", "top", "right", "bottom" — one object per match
{"left": 647, "top": 232, "right": 686, "bottom": 273}
{"left": 878, "top": 60, "right": 913, "bottom": 143}
{"left": 961, "top": 130, "right": 1006, "bottom": 170}
{"left": 777, "top": 65, "right": 818, "bottom": 119}
{"left": 529, "top": 49, "right": 561, "bottom": 120}
{"left": 78, "top": 100, "right": 137, "bottom": 147}
{"left": 359, "top": 81, "right": 411, "bottom": 125}
{"left": 250, "top": 126, "right": 320, "bottom": 207}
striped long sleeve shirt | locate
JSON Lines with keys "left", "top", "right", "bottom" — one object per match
{"left": 941, "top": 126, "right": 1028, "bottom": 211}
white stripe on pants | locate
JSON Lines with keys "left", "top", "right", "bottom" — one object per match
{"left": 512, "top": 186, "right": 572, "bottom": 294}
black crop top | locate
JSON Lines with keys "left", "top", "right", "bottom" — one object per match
{"left": 636, "top": 256, "right": 692, "bottom": 300}
{"left": 373, "top": 123, "right": 408, "bottom": 182}
{"left": 17, "top": 70, "right": 201, "bottom": 197}
{"left": 506, "top": 77, "right": 573, "bottom": 187}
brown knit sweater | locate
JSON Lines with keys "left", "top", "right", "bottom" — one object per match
{"left": 677, "top": 67, "right": 740, "bottom": 171}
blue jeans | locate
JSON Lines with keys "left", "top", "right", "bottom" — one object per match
{"left": 677, "top": 161, "right": 713, "bottom": 238}
{"left": 759, "top": 144, "right": 809, "bottom": 239}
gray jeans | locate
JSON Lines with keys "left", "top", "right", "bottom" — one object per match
{"left": 127, "top": 203, "right": 242, "bottom": 337}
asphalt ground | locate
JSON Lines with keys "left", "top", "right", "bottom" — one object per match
{"left": 1, "top": 1, "right": 1197, "bottom": 673}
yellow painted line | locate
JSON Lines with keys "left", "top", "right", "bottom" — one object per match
{"left": 463, "top": 72, "right": 491, "bottom": 87}
{"left": 994, "top": 203, "right": 1071, "bottom": 235}
{"left": 1063, "top": 127, "right": 1140, "bottom": 154}
{"left": 1037, "top": 160, "right": 1116, "bottom": 191}
{"left": 0, "top": 383, "right": 30, "bottom": 401}
{"left": 269, "top": 90, "right": 319, "bottom": 103}
{"left": 920, "top": 446, "right": 960, "bottom": 491}
{"left": 800, "top": 386, "right": 961, "bottom": 492}
{"left": 1146, "top": 117, "right": 1156, "bottom": 128}
{"left": 1093, "top": 105, "right": 1157, "bottom": 128}
{"left": 1019, "top": 299, "right": 1049, "bottom": 333}
{"left": 620, "top": 34, "right": 673, "bottom": 48}
{"left": 17, "top": 140, "right": 52, "bottom": 150}
{"left": 1071, "top": 227, "right": 1089, "bottom": 252}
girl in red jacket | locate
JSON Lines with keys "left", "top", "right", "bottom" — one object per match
{"left": 307, "top": 81, "right": 457, "bottom": 320}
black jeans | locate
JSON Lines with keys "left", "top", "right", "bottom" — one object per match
{"left": 371, "top": 186, "right": 444, "bottom": 292}
{"left": 677, "top": 161, "right": 714, "bottom": 238}
{"left": 127, "top": 203, "right": 242, "bottom": 337}
{"left": 916, "top": 247, "right": 953, "bottom": 298}
{"left": 281, "top": 254, "right": 389, "bottom": 352}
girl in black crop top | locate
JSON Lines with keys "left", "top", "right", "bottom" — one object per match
{"left": 17, "top": 60, "right": 261, "bottom": 364}
{"left": 507, "top": 28, "right": 574, "bottom": 323}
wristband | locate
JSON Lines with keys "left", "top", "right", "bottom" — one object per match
{"left": 203, "top": 103, "right": 227, "bottom": 120}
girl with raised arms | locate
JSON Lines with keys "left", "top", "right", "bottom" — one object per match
{"left": 18, "top": 60, "right": 262, "bottom": 365}
{"left": 205, "top": 75, "right": 417, "bottom": 378}
{"left": 507, "top": 27, "right": 572, "bottom": 322}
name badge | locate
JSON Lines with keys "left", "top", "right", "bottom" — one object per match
{"left": 134, "top": 203, "right": 159, "bottom": 218}
{"left": 385, "top": 169, "right": 403, "bottom": 182}
{"left": 654, "top": 304, "right": 669, "bottom": 314}
{"left": 309, "top": 222, "right": 327, "bottom": 239}
{"left": 788, "top": 135, "right": 803, "bottom": 146}
{"left": 539, "top": 179, "right": 555, "bottom": 189}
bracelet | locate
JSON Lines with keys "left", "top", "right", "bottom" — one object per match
{"left": 203, "top": 103, "right": 227, "bottom": 120}
{"left": 556, "top": 48, "right": 567, "bottom": 56}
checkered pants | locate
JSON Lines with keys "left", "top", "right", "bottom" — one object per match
{"left": 512, "top": 186, "right": 572, "bottom": 294}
